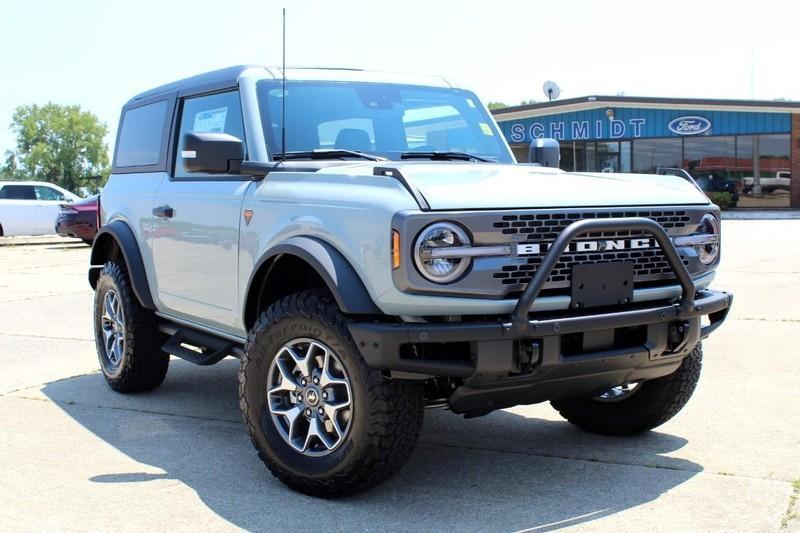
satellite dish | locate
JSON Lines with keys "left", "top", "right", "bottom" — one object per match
{"left": 543, "top": 81, "right": 561, "bottom": 102}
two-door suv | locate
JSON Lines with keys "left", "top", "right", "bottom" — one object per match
{"left": 90, "top": 66, "right": 732, "bottom": 496}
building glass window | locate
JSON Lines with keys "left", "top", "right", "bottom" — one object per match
{"left": 584, "top": 142, "right": 596, "bottom": 172}
{"left": 596, "top": 141, "right": 619, "bottom": 172}
{"left": 559, "top": 141, "right": 574, "bottom": 171}
{"left": 738, "top": 133, "right": 790, "bottom": 208}
{"left": 510, "top": 144, "right": 528, "bottom": 163}
{"left": 632, "top": 138, "right": 682, "bottom": 174}
{"left": 620, "top": 141, "right": 631, "bottom": 173}
{"left": 684, "top": 136, "right": 736, "bottom": 180}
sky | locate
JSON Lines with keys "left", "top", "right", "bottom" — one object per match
{"left": 1, "top": 0, "right": 798, "bottom": 158}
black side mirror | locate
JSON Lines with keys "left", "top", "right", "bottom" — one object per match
{"left": 182, "top": 132, "right": 245, "bottom": 174}
{"left": 528, "top": 138, "right": 561, "bottom": 167}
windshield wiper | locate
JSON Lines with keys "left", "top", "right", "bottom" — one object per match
{"left": 400, "top": 151, "right": 492, "bottom": 163}
{"left": 274, "top": 149, "right": 386, "bottom": 162}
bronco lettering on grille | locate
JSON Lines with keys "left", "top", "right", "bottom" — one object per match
{"left": 516, "top": 238, "right": 657, "bottom": 256}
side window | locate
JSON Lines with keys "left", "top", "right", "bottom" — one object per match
{"left": 116, "top": 100, "right": 169, "bottom": 168}
{"left": 34, "top": 186, "right": 66, "bottom": 201}
{"left": 174, "top": 91, "right": 245, "bottom": 178}
{"left": 0, "top": 185, "right": 36, "bottom": 200}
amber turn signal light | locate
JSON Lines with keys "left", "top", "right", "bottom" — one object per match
{"left": 392, "top": 230, "right": 401, "bottom": 269}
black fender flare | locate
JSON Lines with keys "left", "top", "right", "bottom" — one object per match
{"left": 89, "top": 220, "right": 156, "bottom": 310}
{"left": 246, "top": 236, "right": 380, "bottom": 320}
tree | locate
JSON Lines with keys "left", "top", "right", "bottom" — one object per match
{"left": 487, "top": 99, "right": 538, "bottom": 111}
{"left": 3, "top": 103, "right": 109, "bottom": 192}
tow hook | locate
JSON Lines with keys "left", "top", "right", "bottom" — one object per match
{"left": 513, "top": 340, "right": 541, "bottom": 375}
{"left": 668, "top": 321, "right": 691, "bottom": 352}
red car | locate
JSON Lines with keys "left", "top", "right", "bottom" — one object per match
{"left": 56, "top": 195, "right": 98, "bottom": 244}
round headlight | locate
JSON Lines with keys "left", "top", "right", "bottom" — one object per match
{"left": 413, "top": 222, "right": 471, "bottom": 283}
{"left": 696, "top": 214, "right": 720, "bottom": 265}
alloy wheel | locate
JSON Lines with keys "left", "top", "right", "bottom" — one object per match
{"left": 267, "top": 338, "right": 353, "bottom": 457}
{"left": 100, "top": 289, "right": 125, "bottom": 367}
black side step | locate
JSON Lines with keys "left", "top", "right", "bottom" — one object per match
{"left": 159, "top": 324, "right": 243, "bottom": 366}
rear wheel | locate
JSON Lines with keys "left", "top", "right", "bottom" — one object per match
{"left": 239, "top": 290, "right": 424, "bottom": 497}
{"left": 93, "top": 261, "right": 169, "bottom": 392}
{"left": 551, "top": 344, "right": 703, "bottom": 435}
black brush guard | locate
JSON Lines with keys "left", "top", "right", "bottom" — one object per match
{"left": 349, "top": 217, "right": 732, "bottom": 410}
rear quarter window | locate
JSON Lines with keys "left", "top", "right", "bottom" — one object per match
{"left": 115, "top": 100, "right": 170, "bottom": 169}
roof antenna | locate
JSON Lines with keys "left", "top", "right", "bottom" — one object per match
{"left": 280, "top": 7, "right": 287, "bottom": 158}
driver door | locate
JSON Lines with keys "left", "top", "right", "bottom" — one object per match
{"left": 150, "top": 90, "right": 252, "bottom": 333}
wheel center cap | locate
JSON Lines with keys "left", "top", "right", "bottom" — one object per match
{"left": 305, "top": 388, "right": 319, "bottom": 407}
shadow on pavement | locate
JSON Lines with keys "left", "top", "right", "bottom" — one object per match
{"left": 42, "top": 359, "right": 701, "bottom": 531}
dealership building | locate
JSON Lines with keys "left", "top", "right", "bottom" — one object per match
{"left": 492, "top": 96, "right": 800, "bottom": 209}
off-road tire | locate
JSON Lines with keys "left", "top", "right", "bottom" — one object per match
{"left": 93, "top": 261, "right": 169, "bottom": 392}
{"left": 239, "top": 290, "right": 424, "bottom": 497}
{"left": 551, "top": 344, "right": 703, "bottom": 436}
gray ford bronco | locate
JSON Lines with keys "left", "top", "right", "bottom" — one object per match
{"left": 89, "top": 66, "right": 732, "bottom": 496}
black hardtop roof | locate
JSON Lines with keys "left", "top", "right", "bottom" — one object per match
{"left": 127, "top": 65, "right": 264, "bottom": 105}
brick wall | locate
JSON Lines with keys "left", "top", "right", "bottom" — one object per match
{"left": 792, "top": 115, "right": 800, "bottom": 208}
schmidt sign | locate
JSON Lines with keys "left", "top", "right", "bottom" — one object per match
{"left": 505, "top": 112, "right": 713, "bottom": 142}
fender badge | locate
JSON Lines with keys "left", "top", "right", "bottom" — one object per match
{"left": 243, "top": 209, "right": 254, "bottom": 226}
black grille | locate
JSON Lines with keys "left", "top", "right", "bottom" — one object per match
{"left": 493, "top": 209, "right": 691, "bottom": 238}
{"left": 490, "top": 210, "right": 692, "bottom": 289}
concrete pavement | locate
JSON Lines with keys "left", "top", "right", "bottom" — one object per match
{"left": 0, "top": 223, "right": 798, "bottom": 532}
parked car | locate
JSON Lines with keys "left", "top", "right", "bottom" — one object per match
{"left": 741, "top": 170, "right": 790, "bottom": 194}
{"left": 656, "top": 167, "right": 739, "bottom": 207}
{"left": 90, "top": 66, "right": 732, "bottom": 497}
{"left": 56, "top": 194, "right": 99, "bottom": 244}
{"left": 0, "top": 181, "right": 80, "bottom": 236}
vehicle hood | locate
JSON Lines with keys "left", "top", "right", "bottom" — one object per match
{"left": 360, "top": 162, "right": 710, "bottom": 210}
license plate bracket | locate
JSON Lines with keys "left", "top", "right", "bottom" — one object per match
{"left": 571, "top": 262, "right": 634, "bottom": 309}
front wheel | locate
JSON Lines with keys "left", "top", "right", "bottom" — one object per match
{"left": 551, "top": 344, "right": 703, "bottom": 436}
{"left": 239, "top": 290, "right": 424, "bottom": 497}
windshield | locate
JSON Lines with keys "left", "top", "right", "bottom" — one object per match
{"left": 256, "top": 80, "right": 513, "bottom": 163}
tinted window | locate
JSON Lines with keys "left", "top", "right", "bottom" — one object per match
{"left": 175, "top": 91, "right": 245, "bottom": 178}
{"left": 0, "top": 185, "right": 36, "bottom": 200}
{"left": 116, "top": 100, "right": 169, "bottom": 167}
{"left": 34, "top": 185, "right": 65, "bottom": 201}
{"left": 632, "top": 138, "right": 683, "bottom": 174}
{"left": 257, "top": 81, "right": 513, "bottom": 163}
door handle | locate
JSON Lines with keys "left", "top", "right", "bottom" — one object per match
{"left": 152, "top": 205, "right": 174, "bottom": 218}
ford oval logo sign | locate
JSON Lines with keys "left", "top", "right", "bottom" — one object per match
{"left": 668, "top": 116, "right": 711, "bottom": 135}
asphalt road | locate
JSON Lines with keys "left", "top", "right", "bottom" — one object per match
{"left": 0, "top": 223, "right": 798, "bottom": 532}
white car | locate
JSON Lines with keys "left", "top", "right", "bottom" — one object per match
{"left": 0, "top": 181, "right": 80, "bottom": 236}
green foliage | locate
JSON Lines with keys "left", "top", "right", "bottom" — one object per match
{"left": 3, "top": 103, "right": 109, "bottom": 193}
{"left": 487, "top": 99, "right": 538, "bottom": 111}
{"left": 707, "top": 191, "right": 733, "bottom": 210}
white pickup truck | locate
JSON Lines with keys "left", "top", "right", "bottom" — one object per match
{"left": 742, "top": 170, "right": 791, "bottom": 193}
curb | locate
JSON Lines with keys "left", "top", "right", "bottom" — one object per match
{"left": 721, "top": 210, "right": 800, "bottom": 220}
{"left": 0, "top": 236, "right": 85, "bottom": 247}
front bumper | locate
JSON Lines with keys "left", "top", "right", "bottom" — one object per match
{"left": 349, "top": 217, "right": 733, "bottom": 414}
